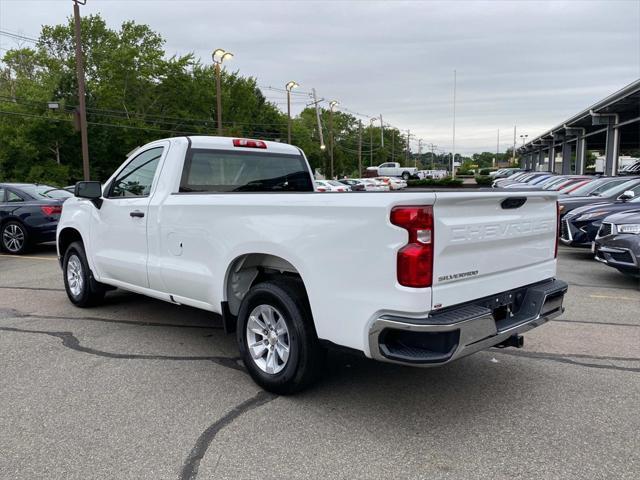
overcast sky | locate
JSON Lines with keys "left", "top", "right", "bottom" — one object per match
{"left": 1, "top": 0, "right": 639, "bottom": 154}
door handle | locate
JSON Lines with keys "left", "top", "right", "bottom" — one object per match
{"left": 130, "top": 210, "right": 145, "bottom": 218}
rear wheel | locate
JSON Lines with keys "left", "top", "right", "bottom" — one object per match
{"left": 63, "top": 241, "right": 106, "bottom": 307}
{"left": 402, "top": 171, "right": 411, "bottom": 181}
{"left": 1, "top": 221, "right": 29, "bottom": 254}
{"left": 237, "top": 278, "right": 325, "bottom": 394}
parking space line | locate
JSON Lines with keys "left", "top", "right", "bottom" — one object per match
{"left": 588, "top": 294, "right": 640, "bottom": 302}
{"left": 0, "top": 254, "right": 58, "bottom": 261}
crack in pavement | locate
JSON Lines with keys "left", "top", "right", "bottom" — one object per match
{"left": 0, "top": 285, "right": 65, "bottom": 292}
{"left": 494, "top": 349, "right": 640, "bottom": 373}
{"left": 0, "top": 326, "right": 244, "bottom": 371}
{"left": 179, "top": 390, "right": 277, "bottom": 480}
{"left": 0, "top": 308, "right": 222, "bottom": 330}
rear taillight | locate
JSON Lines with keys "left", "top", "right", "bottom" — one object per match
{"left": 555, "top": 201, "right": 559, "bottom": 258}
{"left": 41, "top": 205, "right": 62, "bottom": 216}
{"left": 390, "top": 206, "right": 434, "bottom": 288}
{"left": 233, "top": 138, "right": 267, "bottom": 149}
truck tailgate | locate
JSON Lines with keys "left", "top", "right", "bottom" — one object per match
{"left": 431, "top": 191, "right": 558, "bottom": 309}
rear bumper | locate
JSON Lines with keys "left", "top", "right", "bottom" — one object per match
{"left": 368, "top": 279, "right": 567, "bottom": 366}
{"left": 29, "top": 221, "right": 59, "bottom": 244}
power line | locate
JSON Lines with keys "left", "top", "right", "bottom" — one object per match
{"left": 0, "top": 30, "right": 39, "bottom": 44}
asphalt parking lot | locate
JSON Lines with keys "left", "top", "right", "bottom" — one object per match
{"left": 1, "top": 246, "right": 638, "bottom": 480}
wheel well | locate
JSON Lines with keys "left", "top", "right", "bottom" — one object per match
{"left": 58, "top": 228, "right": 83, "bottom": 258}
{"left": 225, "top": 253, "right": 306, "bottom": 317}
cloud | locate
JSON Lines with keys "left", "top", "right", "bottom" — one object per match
{"left": 1, "top": 0, "right": 638, "bottom": 154}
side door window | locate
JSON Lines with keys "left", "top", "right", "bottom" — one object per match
{"left": 7, "top": 190, "right": 24, "bottom": 202}
{"left": 0, "top": 188, "right": 5, "bottom": 202}
{"left": 108, "top": 147, "right": 164, "bottom": 198}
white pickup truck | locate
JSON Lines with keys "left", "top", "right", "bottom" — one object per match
{"left": 374, "top": 162, "right": 419, "bottom": 180}
{"left": 57, "top": 136, "right": 567, "bottom": 394}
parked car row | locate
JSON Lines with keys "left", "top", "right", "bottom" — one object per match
{"left": 315, "top": 177, "right": 407, "bottom": 193}
{"left": 492, "top": 172, "right": 640, "bottom": 278}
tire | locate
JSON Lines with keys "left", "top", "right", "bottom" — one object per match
{"left": 402, "top": 171, "right": 411, "bottom": 181}
{"left": 236, "top": 278, "right": 325, "bottom": 395}
{"left": 1, "top": 220, "right": 29, "bottom": 255}
{"left": 63, "top": 241, "right": 106, "bottom": 307}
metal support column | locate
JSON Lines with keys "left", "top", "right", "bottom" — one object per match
{"left": 591, "top": 111, "right": 619, "bottom": 176}
{"left": 604, "top": 122, "right": 620, "bottom": 176}
{"left": 564, "top": 127, "right": 586, "bottom": 175}
{"left": 548, "top": 144, "right": 556, "bottom": 173}
{"left": 561, "top": 141, "right": 572, "bottom": 174}
{"left": 576, "top": 136, "right": 586, "bottom": 174}
{"left": 538, "top": 149, "right": 545, "bottom": 170}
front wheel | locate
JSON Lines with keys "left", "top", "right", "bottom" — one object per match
{"left": 237, "top": 279, "right": 325, "bottom": 394}
{"left": 402, "top": 171, "right": 411, "bottom": 181}
{"left": 63, "top": 241, "right": 106, "bottom": 307}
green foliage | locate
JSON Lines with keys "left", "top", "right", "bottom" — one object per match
{"left": 479, "top": 168, "right": 493, "bottom": 176}
{"left": 474, "top": 175, "right": 493, "bottom": 186}
{"left": 407, "top": 177, "right": 464, "bottom": 188}
{"left": 0, "top": 14, "right": 288, "bottom": 185}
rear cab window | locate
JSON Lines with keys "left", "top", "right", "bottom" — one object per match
{"left": 179, "top": 149, "right": 313, "bottom": 193}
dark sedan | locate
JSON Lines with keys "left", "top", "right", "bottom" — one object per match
{"left": 338, "top": 179, "right": 365, "bottom": 191}
{"left": 0, "top": 183, "right": 72, "bottom": 254}
{"left": 594, "top": 210, "right": 640, "bottom": 277}
{"left": 559, "top": 177, "right": 640, "bottom": 218}
{"left": 560, "top": 192, "right": 640, "bottom": 247}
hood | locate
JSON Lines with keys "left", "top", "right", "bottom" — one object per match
{"left": 566, "top": 201, "right": 640, "bottom": 221}
{"left": 603, "top": 209, "right": 640, "bottom": 225}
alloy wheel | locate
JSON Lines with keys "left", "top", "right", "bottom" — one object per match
{"left": 245, "top": 304, "right": 291, "bottom": 374}
{"left": 2, "top": 224, "right": 25, "bottom": 253}
{"left": 66, "top": 254, "right": 84, "bottom": 297}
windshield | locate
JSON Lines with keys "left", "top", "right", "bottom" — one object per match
{"left": 569, "top": 178, "right": 608, "bottom": 196}
{"left": 327, "top": 181, "right": 343, "bottom": 186}
{"left": 596, "top": 179, "right": 640, "bottom": 197}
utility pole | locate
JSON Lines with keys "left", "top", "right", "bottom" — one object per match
{"left": 73, "top": 0, "right": 90, "bottom": 180}
{"left": 358, "top": 120, "right": 363, "bottom": 177}
{"left": 405, "top": 130, "right": 411, "bottom": 165}
{"left": 311, "top": 88, "right": 325, "bottom": 151}
{"left": 417, "top": 139, "right": 423, "bottom": 169}
{"left": 391, "top": 130, "right": 395, "bottom": 161}
{"left": 452, "top": 69, "right": 457, "bottom": 178}
{"left": 379, "top": 115, "right": 384, "bottom": 148}
{"left": 329, "top": 100, "right": 338, "bottom": 179}
{"left": 430, "top": 143, "right": 436, "bottom": 170}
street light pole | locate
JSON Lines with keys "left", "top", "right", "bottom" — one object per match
{"left": 358, "top": 120, "right": 363, "bottom": 177}
{"left": 369, "top": 117, "right": 376, "bottom": 166}
{"left": 212, "top": 48, "right": 234, "bottom": 136}
{"left": 452, "top": 69, "right": 457, "bottom": 178}
{"left": 73, "top": 0, "right": 90, "bottom": 180}
{"left": 285, "top": 81, "right": 299, "bottom": 144}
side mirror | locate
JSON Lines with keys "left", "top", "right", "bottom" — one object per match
{"left": 619, "top": 190, "right": 635, "bottom": 201}
{"left": 74, "top": 181, "right": 103, "bottom": 208}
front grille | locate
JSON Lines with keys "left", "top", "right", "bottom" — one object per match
{"left": 561, "top": 219, "right": 571, "bottom": 240}
{"left": 598, "top": 223, "right": 613, "bottom": 238}
{"left": 610, "top": 251, "right": 634, "bottom": 264}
